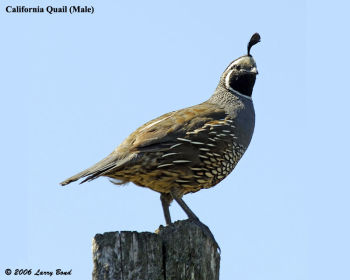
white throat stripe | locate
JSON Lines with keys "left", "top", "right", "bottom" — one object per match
{"left": 224, "top": 69, "right": 252, "bottom": 101}
{"left": 229, "top": 87, "right": 252, "bottom": 100}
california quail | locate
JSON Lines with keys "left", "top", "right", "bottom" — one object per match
{"left": 61, "top": 33, "right": 260, "bottom": 229}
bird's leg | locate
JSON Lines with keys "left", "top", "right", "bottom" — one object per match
{"left": 170, "top": 188, "right": 220, "bottom": 251}
{"left": 169, "top": 189, "right": 199, "bottom": 221}
{"left": 160, "top": 193, "right": 172, "bottom": 225}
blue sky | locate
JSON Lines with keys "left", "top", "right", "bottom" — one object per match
{"left": 1, "top": 1, "right": 349, "bottom": 279}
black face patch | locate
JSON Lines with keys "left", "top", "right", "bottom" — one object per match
{"left": 228, "top": 72, "right": 256, "bottom": 97}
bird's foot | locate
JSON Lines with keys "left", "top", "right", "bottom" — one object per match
{"left": 189, "top": 218, "right": 221, "bottom": 253}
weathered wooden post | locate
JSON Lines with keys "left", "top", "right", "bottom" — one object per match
{"left": 92, "top": 219, "right": 220, "bottom": 280}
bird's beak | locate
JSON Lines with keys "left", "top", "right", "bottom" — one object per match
{"left": 250, "top": 67, "right": 258, "bottom": 75}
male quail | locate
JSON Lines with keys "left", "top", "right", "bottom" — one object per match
{"left": 61, "top": 33, "right": 260, "bottom": 230}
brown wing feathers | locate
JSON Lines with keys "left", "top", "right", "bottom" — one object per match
{"left": 60, "top": 103, "right": 228, "bottom": 186}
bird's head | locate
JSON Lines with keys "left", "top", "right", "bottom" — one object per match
{"left": 221, "top": 33, "right": 260, "bottom": 98}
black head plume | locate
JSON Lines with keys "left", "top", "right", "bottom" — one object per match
{"left": 247, "top": 33, "right": 261, "bottom": 56}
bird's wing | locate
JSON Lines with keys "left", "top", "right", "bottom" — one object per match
{"left": 117, "top": 102, "right": 228, "bottom": 153}
{"left": 60, "top": 102, "right": 229, "bottom": 186}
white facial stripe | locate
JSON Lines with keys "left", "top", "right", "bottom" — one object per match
{"left": 226, "top": 57, "right": 257, "bottom": 74}
{"left": 224, "top": 69, "right": 234, "bottom": 90}
{"left": 229, "top": 87, "right": 252, "bottom": 100}
{"left": 225, "top": 69, "right": 252, "bottom": 101}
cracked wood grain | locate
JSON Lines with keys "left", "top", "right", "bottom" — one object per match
{"left": 92, "top": 220, "right": 220, "bottom": 280}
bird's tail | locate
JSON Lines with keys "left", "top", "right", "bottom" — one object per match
{"left": 60, "top": 152, "right": 137, "bottom": 186}
{"left": 60, "top": 152, "right": 124, "bottom": 186}
{"left": 60, "top": 168, "right": 95, "bottom": 186}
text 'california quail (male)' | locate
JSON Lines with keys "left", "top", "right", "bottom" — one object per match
{"left": 61, "top": 33, "right": 260, "bottom": 232}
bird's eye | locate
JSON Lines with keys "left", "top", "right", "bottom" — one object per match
{"left": 235, "top": 65, "right": 241, "bottom": 70}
